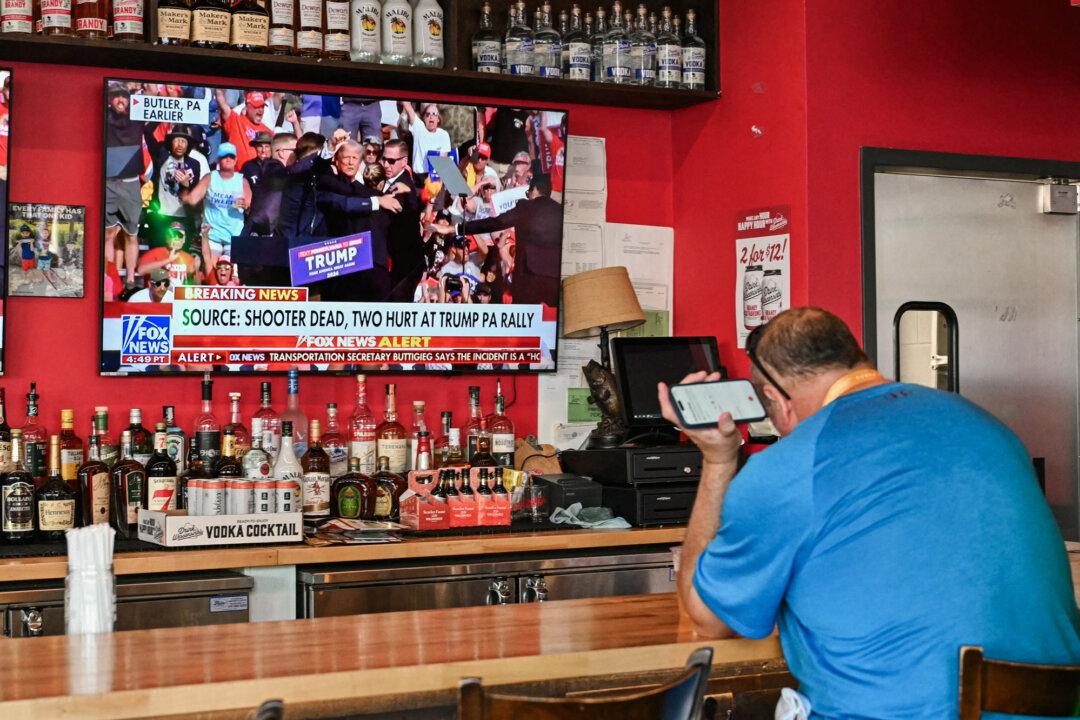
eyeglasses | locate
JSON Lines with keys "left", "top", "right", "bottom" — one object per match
{"left": 745, "top": 324, "right": 791, "bottom": 401}
{"left": 151, "top": 279, "right": 171, "bottom": 287}
{"left": 381, "top": 156, "right": 406, "bottom": 164}
{"left": 423, "top": 112, "right": 439, "bottom": 118}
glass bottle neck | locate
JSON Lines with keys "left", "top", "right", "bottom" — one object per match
{"left": 230, "top": 401, "right": 241, "bottom": 424}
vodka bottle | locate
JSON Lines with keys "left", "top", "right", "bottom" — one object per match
{"left": 533, "top": 0, "right": 561, "bottom": 78}
{"left": 557, "top": 9, "right": 569, "bottom": 75}
{"left": 602, "top": 0, "right": 630, "bottom": 84}
{"left": 380, "top": 0, "right": 413, "bottom": 65}
{"left": 471, "top": 1, "right": 502, "bottom": 73}
{"left": 680, "top": 8, "right": 705, "bottom": 90}
{"left": 563, "top": 4, "right": 590, "bottom": 81}
{"left": 629, "top": 3, "right": 655, "bottom": 85}
{"left": 590, "top": 7, "right": 608, "bottom": 82}
{"left": 505, "top": 0, "right": 534, "bottom": 76}
{"left": 413, "top": 0, "right": 443, "bottom": 67}
{"left": 281, "top": 369, "right": 308, "bottom": 458}
{"left": 655, "top": 6, "right": 681, "bottom": 88}
{"left": 322, "top": 403, "right": 349, "bottom": 478}
{"left": 272, "top": 421, "right": 302, "bottom": 514}
{"left": 648, "top": 9, "right": 656, "bottom": 35}
{"left": 350, "top": 0, "right": 381, "bottom": 62}
{"left": 252, "top": 381, "right": 282, "bottom": 461}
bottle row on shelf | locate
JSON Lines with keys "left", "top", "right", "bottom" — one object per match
{"left": 0, "top": 372, "right": 517, "bottom": 543}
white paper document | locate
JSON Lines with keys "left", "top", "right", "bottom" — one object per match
{"left": 562, "top": 135, "right": 607, "bottom": 223}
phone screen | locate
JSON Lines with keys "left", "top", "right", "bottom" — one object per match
{"left": 670, "top": 380, "right": 767, "bottom": 426}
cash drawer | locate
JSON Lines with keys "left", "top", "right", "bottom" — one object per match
{"left": 631, "top": 450, "right": 702, "bottom": 480}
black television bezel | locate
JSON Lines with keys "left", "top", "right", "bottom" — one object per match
{"left": 98, "top": 75, "right": 570, "bottom": 377}
{"left": 0, "top": 66, "right": 11, "bottom": 376}
{"left": 611, "top": 335, "right": 722, "bottom": 429}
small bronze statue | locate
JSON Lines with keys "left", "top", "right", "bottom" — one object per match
{"left": 583, "top": 359, "right": 626, "bottom": 447}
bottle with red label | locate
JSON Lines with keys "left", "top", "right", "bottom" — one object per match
{"left": 1, "top": 0, "right": 35, "bottom": 33}
{"left": 40, "top": 0, "right": 74, "bottom": 34}
{"left": 110, "top": 0, "right": 143, "bottom": 40}
{"left": 74, "top": 0, "right": 107, "bottom": 36}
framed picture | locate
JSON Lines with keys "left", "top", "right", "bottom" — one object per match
{"left": 7, "top": 202, "right": 85, "bottom": 298}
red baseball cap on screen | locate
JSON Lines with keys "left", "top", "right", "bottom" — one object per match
{"left": 245, "top": 91, "right": 266, "bottom": 108}
{"left": 475, "top": 142, "right": 491, "bottom": 158}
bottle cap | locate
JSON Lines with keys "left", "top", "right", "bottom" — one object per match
{"left": 121, "top": 430, "right": 132, "bottom": 442}
{"left": 155, "top": 422, "right": 166, "bottom": 431}
{"left": 418, "top": 430, "right": 430, "bottom": 437}
{"left": 356, "top": 374, "right": 366, "bottom": 383}
{"left": 349, "top": 457, "right": 361, "bottom": 472}
{"left": 229, "top": 392, "right": 241, "bottom": 401}
{"left": 11, "top": 428, "right": 22, "bottom": 437}
{"left": 282, "top": 420, "right": 293, "bottom": 434}
{"left": 61, "top": 409, "right": 74, "bottom": 424}
{"left": 413, "top": 400, "right": 425, "bottom": 409}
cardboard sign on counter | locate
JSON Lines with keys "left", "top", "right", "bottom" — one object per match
{"left": 138, "top": 509, "right": 304, "bottom": 547}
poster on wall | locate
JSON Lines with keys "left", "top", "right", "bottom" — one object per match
{"left": 7, "top": 203, "right": 85, "bottom": 298}
{"left": 735, "top": 206, "right": 791, "bottom": 349}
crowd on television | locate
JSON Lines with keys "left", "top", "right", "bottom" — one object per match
{"left": 103, "top": 81, "right": 566, "bottom": 309}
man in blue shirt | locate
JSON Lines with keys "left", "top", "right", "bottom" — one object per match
{"left": 659, "top": 307, "right": 1080, "bottom": 718}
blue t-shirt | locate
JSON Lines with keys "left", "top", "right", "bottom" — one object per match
{"left": 693, "top": 383, "right": 1080, "bottom": 719}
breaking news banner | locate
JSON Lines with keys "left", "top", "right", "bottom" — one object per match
{"left": 103, "top": 286, "right": 557, "bottom": 373}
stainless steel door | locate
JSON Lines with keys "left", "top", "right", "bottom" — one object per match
{"left": 306, "top": 577, "right": 502, "bottom": 617}
{"left": 519, "top": 566, "right": 675, "bottom": 604}
{"left": 874, "top": 172, "right": 1080, "bottom": 538}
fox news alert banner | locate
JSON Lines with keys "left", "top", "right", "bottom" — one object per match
{"left": 101, "top": 287, "right": 558, "bottom": 373}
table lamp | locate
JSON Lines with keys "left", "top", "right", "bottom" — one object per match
{"left": 561, "top": 266, "right": 646, "bottom": 447}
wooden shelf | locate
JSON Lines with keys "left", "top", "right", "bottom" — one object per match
{"left": 0, "top": 33, "right": 718, "bottom": 110}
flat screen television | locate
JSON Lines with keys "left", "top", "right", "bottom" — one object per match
{"left": 99, "top": 78, "right": 568, "bottom": 375}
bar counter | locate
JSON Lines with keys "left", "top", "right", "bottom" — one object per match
{"left": 0, "top": 526, "right": 687, "bottom": 583}
{"left": 0, "top": 593, "right": 784, "bottom": 720}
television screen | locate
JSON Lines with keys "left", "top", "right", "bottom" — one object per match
{"left": 99, "top": 78, "right": 567, "bottom": 375}
{"left": 612, "top": 337, "right": 722, "bottom": 427}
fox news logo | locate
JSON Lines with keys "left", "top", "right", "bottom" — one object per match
{"left": 121, "top": 315, "right": 171, "bottom": 364}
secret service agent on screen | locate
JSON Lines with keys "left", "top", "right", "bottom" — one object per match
{"left": 660, "top": 306, "right": 1080, "bottom": 717}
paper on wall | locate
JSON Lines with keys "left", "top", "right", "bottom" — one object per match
{"left": 563, "top": 135, "right": 607, "bottom": 224}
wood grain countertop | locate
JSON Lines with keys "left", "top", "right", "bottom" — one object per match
{"left": 0, "top": 593, "right": 782, "bottom": 720}
{"left": 0, "top": 527, "right": 688, "bottom": 582}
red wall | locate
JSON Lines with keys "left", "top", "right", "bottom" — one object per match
{"left": 3, "top": 62, "right": 673, "bottom": 435}
{"left": 804, "top": 0, "right": 1080, "bottom": 337}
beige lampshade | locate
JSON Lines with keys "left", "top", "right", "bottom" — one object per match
{"left": 561, "top": 266, "right": 646, "bottom": 338}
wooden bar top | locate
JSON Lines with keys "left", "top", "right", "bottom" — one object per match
{"left": 0, "top": 593, "right": 781, "bottom": 720}
{"left": 0, "top": 526, "right": 687, "bottom": 583}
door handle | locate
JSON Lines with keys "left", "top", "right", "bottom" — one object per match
{"left": 21, "top": 608, "right": 44, "bottom": 637}
{"left": 521, "top": 575, "right": 548, "bottom": 603}
{"left": 485, "top": 577, "right": 513, "bottom": 605}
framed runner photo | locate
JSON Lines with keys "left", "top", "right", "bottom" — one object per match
{"left": 7, "top": 202, "right": 85, "bottom": 298}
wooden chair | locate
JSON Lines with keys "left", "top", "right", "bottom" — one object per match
{"left": 958, "top": 646, "right": 1080, "bottom": 719}
{"left": 459, "top": 647, "right": 713, "bottom": 720}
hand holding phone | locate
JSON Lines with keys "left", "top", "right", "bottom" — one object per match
{"left": 668, "top": 379, "right": 766, "bottom": 429}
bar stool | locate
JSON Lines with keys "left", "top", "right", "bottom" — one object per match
{"left": 458, "top": 647, "right": 713, "bottom": 720}
{"left": 958, "top": 646, "right": 1080, "bottom": 719}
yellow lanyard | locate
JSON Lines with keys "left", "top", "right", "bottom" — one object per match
{"left": 822, "top": 369, "right": 889, "bottom": 407}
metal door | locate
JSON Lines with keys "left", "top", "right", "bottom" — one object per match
{"left": 518, "top": 566, "right": 675, "bottom": 604}
{"left": 873, "top": 172, "right": 1080, "bottom": 538}
{"left": 305, "top": 577, "right": 503, "bottom": 617}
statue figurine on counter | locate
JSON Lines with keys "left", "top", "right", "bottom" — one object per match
{"left": 583, "top": 359, "right": 626, "bottom": 448}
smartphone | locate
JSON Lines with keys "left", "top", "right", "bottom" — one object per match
{"left": 668, "top": 379, "right": 767, "bottom": 429}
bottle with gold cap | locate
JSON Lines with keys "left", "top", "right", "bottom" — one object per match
{"left": 36, "top": 435, "right": 78, "bottom": 541}
{"left": 301, "top": 419, "right": 330, "bottom": 523}
{"left": 59, "top": 409, "right": 84, "bottom": 484}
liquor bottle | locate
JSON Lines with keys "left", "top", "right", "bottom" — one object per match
{"left": 458, "top": 466, "right": 474, "bottom": 497}
{"left": 190, "top": 0, "right": 231, "bottom": 48}
{"left": 111, "top": 0, "right": 145, "bottom": 40}
{"left": 74, "top": 0, "right": 105, "bottom": 35}
{"left": 1, "top": 429, "right": 35, "bottom": 542}
{"left": 680, "top": 8, "right": 705, "bottom": 90}
{"left": 224, "top": 392, "right": 251, "bottom": 458}
{"left": 433, "top": 411, "right": 452, "bottom": 467}
{"left": 253, "top": 381, "right": 282, "bottom": 460}
{"left": 375, "top": 383, "right": 408, "bottom": 474}
{"left": 557, "top": 8, "right": 568, "bottom": 71}
{"left": 156, "top": 0, "right": 192, "bottom": 44}
{"left": 412, "top": 0, "right": 443, "bottom": 68}
{"left": 95, "top": 407, "right": 119, "bottom": 468}
{"left": 429, "top": 469, "right": 447, "bottom": 500}
{"left": 504, "top": 0, "right": 534, "bottom": 76}
{"left": 603, "top": 0, "right": 631, "bottom": 84}
{"left": 533, "top": 0, "right": 560, "bottom": 78}
{"left": 21, "top": 382, "right": 47, "bottom": 487}
{"left": 349, "top": 374, "right": 378, "bottom": 474}
{"left": 464, "top": 386, "right": 483, "bottom": 462}
{"left": 0, "top": 388, "right": 12, "bottom": 473}
{"left": 471, "top": 1, "right": 501, "bottom": 73}
{"left": 629, "top": 3, "right": 655, "bottom": 85}
{"left": 648, "top": 9, "right": 656, "bottom": 35}
{"left": 1, "top": 0, "right": 34, "bottom": 33}
{"left": 672, "top": 11, "right": 681, "bottom": 41}
{"left": 475, "top": 467, "right": 492, "bottom": 497}
{"left": 442, "top": 467, "right": 459, "bottom": 500}
{"left": 296, "top": 0, "right": 323, "bottom": 56}
{"left": 230, "top": 0, "right": 269, "bottom": 52}
{"left": 322, "top": 404, "right": 348, "bottom": 478}
{"left": 655, "top": 6, "right": 680, "bottom": 89}
{"left": 488, "top": 386, "right": 515, "bottom": 466}
{"left": 300, "top": 419, "right": 331, "bottom": 523}
{"left": 379, "top": 0, "right": 411, "bottom": 65}
{"left": 111, "top": 430, "right": 145, "bottom": 539}
{"left": 272, "top": 420, "right": 302, "bottom": 513}
{"left": 493, "top": 466, "right": 509, "bottom": 495}
{"left": 146, "top": 423, "right": 179, "bottom": 511}
{"left": 282, "top": 369, "right": 309, "bottom": 457}
{"left": 242, "top": 417, "right": 273, "bottom": 482}
{"left": 192, "top": 374, "right": 221, "bottom": 467}
{"left": 77, "top": 425, "right": 110, "bottom": 526}
{"left": 324, "top": 0, "right": 351, "bottom": 58}
{"left": 445, "top": 427, "right": 466, "bottom": 467}
{"left": 36, "top": 436, "right": 77, "bottom": 541}
{"left": 177, "top": 436, "right": 206, "bottom": 511}
{"left": 406, "top": 400, "right": 428, "bottom": 472}
{"left": 564, "top": 4, "right": 590, "bottom": 81}
{"left": 331, "top": 457, "right": 373, "bottom": 519}
{"left": 58, "top": 409, "right": 84, "bottom": 484}
{"left": 590, "top": 7, "right": 607, "bottom": 82}
{"left": 370, "top": 456, "right": 403, "bottom": 520}
{"left": 470, "top": 418, "right": 497, "bottom": 467}
{"left": 41, "top": 0, "right": 73, "bottom": 34}
{"left": 349, "top": 0, "right": 380, "bottom": 62}
{"left": 218, "top": 428, "right": 245, "bottom": 515}
{"left": 163, "top": 405, "right": 186, "bottom": 475}
{"left": 267, "top": 0, "right": 293, "bottom": 52}
{"left": 415, "top": 430, "right": 432, "bottom": 471}
{"left": 122, "top": 410, "right": 151, "bottom": 470}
